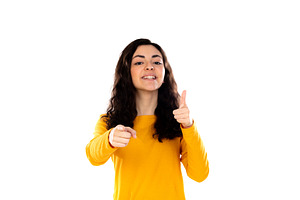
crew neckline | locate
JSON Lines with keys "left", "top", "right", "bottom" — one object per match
{"left": 136, "top": 115, "right": 156, "bottom": 118}
{"left": 135, "top": 115, "right": 157, "bottom": 120}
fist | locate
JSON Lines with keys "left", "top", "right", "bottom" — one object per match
{"left": 173, "top": 90, "right": 193, "bottom": 128}
{"left": 109, "top": 125, "right": 137, "bottom": 148}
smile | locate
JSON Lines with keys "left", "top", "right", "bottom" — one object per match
{"left": 142, "top": 75, "right": 156, "bottom": 80}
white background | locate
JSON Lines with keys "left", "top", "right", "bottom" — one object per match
{"left": 1, "top": 0, "right": 299, "bottom": 199}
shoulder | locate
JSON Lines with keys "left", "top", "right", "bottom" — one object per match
{"left": 100, "top": 113, "right": 108, "bottom": 120}
{"left": 95, "top": 114, "right": 109, "bottom": 131}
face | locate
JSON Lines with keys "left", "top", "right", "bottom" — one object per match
{"left": 131, "top": 45, "right": 165, "bottom": 92}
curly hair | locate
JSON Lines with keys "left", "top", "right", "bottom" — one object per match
{"left": 102, "top": 38, "right": 182, "bottom": 142}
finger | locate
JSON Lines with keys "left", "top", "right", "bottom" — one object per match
{"left": 176, "top": 117, "right": 190, "bottom": 124}
{"left": 173, "top": 109, "right": 180, "bottom": 115}
{"left": 112, "top": 142, "right": 127, "bottom": 148}
{"left": 174, "top": 113, "right": 189, "bottom": 120}
{"left": 113, "top": 137, "right": 130, "bottom": 144}
{"left": 179, "top": 90, "right": 187, "bottom": 108}
{"left": 124, "top": 127, "right": 137, "bottom": 139}
{"left": 173, "top": 107, "right": 189, "bottom": 115}
{"left": 176, "top": 119, "right": 187, "bottom": 124}
{"left": 115, "top": 131, "right": 132, "bottom": 139}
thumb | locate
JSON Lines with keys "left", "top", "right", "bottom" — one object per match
{"left": 179, "top": 90, "right": 187, "bottom": 108}
{"left": 116, "top": 125, "right": 125, "bottom": 131}
{"left": 125, "top": 127, "right": 137, "bottom": 139}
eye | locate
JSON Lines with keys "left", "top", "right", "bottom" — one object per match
{"left": 154, "top": 62, "right": 162, "bottom": 65}
{"left": 134, "top": 62, "right": 143, "bottom": 65}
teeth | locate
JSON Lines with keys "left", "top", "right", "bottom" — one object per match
{"left": 143, "top": 76, "right": 156, "bottom": 79}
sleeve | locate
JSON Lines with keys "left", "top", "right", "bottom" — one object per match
{"left": 180, "top": 121, "right": 209, "bottom": 182}
{"left": 86, "top": 115, "right": 118, "bottom": 166}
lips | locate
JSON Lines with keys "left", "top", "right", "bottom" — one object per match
{"left": 142, "top": 75, "right": 156, "bottom": 80}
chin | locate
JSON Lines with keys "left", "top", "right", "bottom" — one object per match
{"left": 136, "top": 86, "right": 161, "bottom": 93}
{"left": 141, "top": 88, "right": 159, "bottom": 92}
{"left": 135, "top": 82, "right": 163, "bottom": 92}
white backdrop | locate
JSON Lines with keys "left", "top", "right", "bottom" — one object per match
{"left": 1, "top": 0, "right": 299, "bottom": 199}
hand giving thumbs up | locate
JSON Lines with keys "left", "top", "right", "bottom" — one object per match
{"left": 173, "top": 90, "right": 193, "bottom": 128}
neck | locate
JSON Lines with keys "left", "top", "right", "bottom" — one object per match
{"left": 135, "top": 90, "right": 158, "bottom": 116}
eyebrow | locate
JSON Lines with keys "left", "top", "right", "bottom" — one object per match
{"left": 132, "top": 54, "right": 162, "bottom": 59}
{"left": 152, "top": 55, "right": 162, "bottom": 58}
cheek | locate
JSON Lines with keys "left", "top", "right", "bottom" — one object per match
{"left": 159, "top": 67, "right": 165, "bottom": 81}
{"left": 130, "top": 66, "right": 136, "bottom": 78}
{"left": 130, "top": 66, "right": 140, "bottom": 83}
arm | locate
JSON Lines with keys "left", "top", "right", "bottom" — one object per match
{"left": 86, "top": 115, "right": 118, "bottom": 166}
{"left": 173, "top": 90, "right": 209, "bottom": 182}
{"left": 180, "top": 122, "right": 209, "bottom": 182}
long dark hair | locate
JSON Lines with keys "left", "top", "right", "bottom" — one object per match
{"left": 102, "top": 38, "right": 182, "bottom": 142}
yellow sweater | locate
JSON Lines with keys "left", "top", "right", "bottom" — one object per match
{"left": 86, "top": 115, "right": 209, "bottom": 200}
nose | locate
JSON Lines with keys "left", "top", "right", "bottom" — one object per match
{"left": 145, "top": 63, "right": 154, "bottom": 70}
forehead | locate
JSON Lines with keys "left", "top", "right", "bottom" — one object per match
{"left": 133, "top": 45, "right": 162, "bottom": 58}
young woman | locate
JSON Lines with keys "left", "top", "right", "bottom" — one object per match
{"left": 86, "top": 39, "right": 209, "bottom": 200}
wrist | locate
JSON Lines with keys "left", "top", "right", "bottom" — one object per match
{"left": 181, "top": 120, "right": 193, "bottom": 129}
{"left": 108, "top": 128, "right": 117, "bottom": 148}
